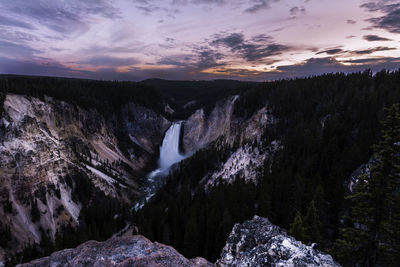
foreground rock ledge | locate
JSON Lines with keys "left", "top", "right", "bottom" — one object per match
{"left": 217, "top": 215, "right": 340, "bottom": 267}
{"left": 17, "top": 235, "right": 212, "bottom": 267}
{"left": 19, "top": 216, "right": 339, "bottom": 267}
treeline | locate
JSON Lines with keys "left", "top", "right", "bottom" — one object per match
{"left": 0, "top": 75, "right": 168, "bottom": 161}
{"left": 0, "top": 75, "right": 166, "bottom": 118}
{"left": 140, "top": 79, "right": 254, "bottom": 119}
{"left": 133, "top": 69, "right": 400, "bottom": 265}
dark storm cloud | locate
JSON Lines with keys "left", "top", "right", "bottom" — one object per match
{"left": 245, "top": 0, "right": 279, "bottom": 13}
{"left": 0, "top": 0, "right": 121, "bottom": 34}
{"left": 81, "top": 56, "right": 139, "bottom": 67}
{"left": 361, "top": 1, "right": 400, "bottom": 33}
{"left": 363, "top": 34, "right": 393, "bottom": 41}
{"left": 210, "top": 33, "right": 289, "bottom": 62}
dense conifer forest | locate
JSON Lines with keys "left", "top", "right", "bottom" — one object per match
{"left": 134, "top": 69, "right": 400, "bottom": 266}
{"left": 1, "top": 70, "right": 400, "bottom": 266}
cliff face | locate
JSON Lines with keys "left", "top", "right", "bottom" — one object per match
{"left": 182, "top": 95, "right": 276, "bottom": 154}
{"left": 120, "top": 102, "right": 171, "bottom": 173}
{"left": 17, "top": 235, "right": 213, "bottom": 267}
{"left": 182, "top": 94, "right": 279, "bottom": 188}
{"left": 217, "top": 216, "right": 339, "bottom": 267}
{"left": 0, "top": 94, "right": 168, "bottom": 256}
{"left": 181, "top": 95, "right": 239, "bottom": 153}
{"left": 19, "top": 216, "right": 339, "bottom": 267}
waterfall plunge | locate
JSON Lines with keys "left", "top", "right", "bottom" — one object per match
{"left": 134, "top": 122, "right": 186, "bottom": 211}
{"left": 148, "top": 122, "right": 185, "bottom": 179}
{"left": 158, "top": 122, "right": 185, "bottom": 171}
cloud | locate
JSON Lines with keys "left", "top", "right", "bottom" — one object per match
{"left": 350, "top": 46, "right": 396, "bottom": 55}
{"left": 195, "top": 48, "right": 225, "bottom": 69}
{"left": 361, "top": 1, "right": 400, "bottom": 33}
{"left": 346, "top": 19, "right": 356, "bottom": 24}
{"left": 133, "top": 0, "right": 161, "bottom": 14}
{"left": 316, "top": 46, "right": 396, "bottom": 56}
{"left": 0, "top": 57, "right": 89, "bottom": 78}
{"left": 266, "top": 56, "right": 400, "bottom": 79}
{"left": 172, "top": 0, "right": 225, "bottom": 4}
{"left": 0, "top": 0, "right": 121, "bottom": 34}
{"left": 0, "top": 40, "right": 41, "bottom": 58}
{"left": 210, "top": 32, "right": 289, "bottom": 62}
{"left": 157, "top": 47, "right": 224, "bottom": 70}
{"left": 0, "top": 14, "right": 35, "bottom": 29}
{"left": 0, "top": 27, "right": 39, "bottom": 43}
{"left": 289, "top": 6, "right": 306, "bottom": 18}
{"left": 316, "top": 48, "right": 343, "bottom": 55}
{"left": 363, "top": 34, "right": 392, "bottom": 41}
{"left": 2, "top": 55, "right": 400, "bottom": 82}
{"left": 157, "top": 54, "right": 194, "bottom": 66}
{"left": 80, "top": 56, "right": 139, "bottom": 67}
{"left": 245, "top": 0, "right": 279, "bottom": 13}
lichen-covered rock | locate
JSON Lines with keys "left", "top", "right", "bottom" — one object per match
{"left": 216, "top": 215, "right": 340, "bottom": 267}
{"left": 18, "top": 235, "right": 213, "bottom": 267}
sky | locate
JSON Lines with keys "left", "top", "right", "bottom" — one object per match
{"left": 0, "top": 0, "right": 399, "bottom": 81}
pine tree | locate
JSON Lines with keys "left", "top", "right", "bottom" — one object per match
{"left": 333, "top": 104, "right": 400, "bottom": 266}
{"left": 289, "top": 211, "right": 307, "bottom": 242}
{"left": 303, "top": 200, "right": 322, "bottom": 246}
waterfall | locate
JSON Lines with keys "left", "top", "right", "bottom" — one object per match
{"left": 158, "top": 122, "right": 184, "bottom": 171}
{"left": 134, "top": 122, "right": 186, "bottom": 210}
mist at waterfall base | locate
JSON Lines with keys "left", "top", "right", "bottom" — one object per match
{"left": 134, "top": 122, "right": 186, "bottom": 211}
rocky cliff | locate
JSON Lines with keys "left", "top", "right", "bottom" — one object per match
{"left": 19, "top": 216, "right": 339, "bottom": 267}
{"left": 182, "top": 94, "right": 279, "bottom": 188}
{"left": 217, "top": 216, "right": 339, "bottom": 267}
{"left": 0, "top": 93, "right": 169, "bottom": 257}
{"left": 181, "top": 95, "right": 239, "bottom": 153}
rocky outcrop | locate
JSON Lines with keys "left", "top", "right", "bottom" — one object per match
{"left": 206, "top": 141, "right": 281, "bottom": 189}
{"left": 217, "top": 216, "right": 340, "bottom": 267}
{"left": 17, "top": 235, "right": 213, "bottom": 267}
{"left": 19, "top": 215, "right": 340, "bottom": 267}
